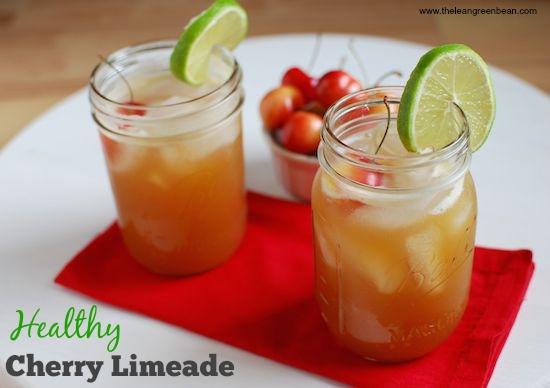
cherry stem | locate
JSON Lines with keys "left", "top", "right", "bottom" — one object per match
{"left": 375, "top": 96, "right": 390, "bottom": 155}
{"left": 373, "top": 70, "right": 402, "bottom": 87}
{"left": 98, "top": 54, "right": 134, "bottom": 103}
{"left": 307, "top": 33, "right": 322, "bottom": 73}
{"left": 338, "top": 54, "right": 348, "bottom": 70}
{"left": 348, "top": 38, "right": 368, "bottom": 86}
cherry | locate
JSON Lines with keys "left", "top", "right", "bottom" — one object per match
{"left": 282, "top": 67, "right": 317, "bottom": 102}
{"left": 260, "top": 86, "right": 305, "bottom": 131}
{"left": 303, "top": 100, "right": 326, "bottom": 117}
{"left": 116, "top": 101, "right": 146, "bottom": 116}
{"left": 340, "top": 93, "right": 398, "bottom": 120}
{"left": 365, "top": 92, "right": 399, "bottom": 115}
{"left": 351, "top": 157, "right": 383, "bottom": 187}
{"left": 280, "top": 111, "right": 323, "bottom": 155}
{"left": 339, "top": 94, "right": 370, "bottom": 121}
{"left": 316, "top": 70, "right": 362, "bottom": 108}
{"left": 363, "top": 171, "right": 383, "bottom": 186}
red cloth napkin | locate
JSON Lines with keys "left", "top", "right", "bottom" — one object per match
{"left": 56, "top": 192, "right": 534, "bottom": 387}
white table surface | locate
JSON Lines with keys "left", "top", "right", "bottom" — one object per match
{"left": 1, "top": 34, "right": 549, "bottom": 388}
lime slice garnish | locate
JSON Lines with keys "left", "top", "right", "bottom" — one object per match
{"left": 170, "top": 0, "right": 248, "bottom": 85}
{"left": 397, "top": 44, "right": 496, "bottom": 152}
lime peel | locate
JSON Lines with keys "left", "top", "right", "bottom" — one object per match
{"left": 170, "top": 0, "right": 248, "bottom": 85}
{"left": 397, "top": 43, "right": 496, "bottom": 153}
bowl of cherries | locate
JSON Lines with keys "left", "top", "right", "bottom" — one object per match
{"left": 260, "top": 65, "right": 365, "bottom": 202}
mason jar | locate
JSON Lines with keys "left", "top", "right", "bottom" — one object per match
{"left": 312, "top": 86, "right": 477, "bottom": 361}
{"left": 90, "top": 40, "right": 246, "bottom": 275}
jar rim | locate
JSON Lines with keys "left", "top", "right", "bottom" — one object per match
{"left": 89, "top": 39, "right": 243, "bottom": 140}
{"left": 319, "top": 86, "right": 472, "bottom": 193}
{"left": 321, "top": 86, "right": 470, "bottom": 171}
{"left": 89, "top": 39, "right": 241, "bottom": 112}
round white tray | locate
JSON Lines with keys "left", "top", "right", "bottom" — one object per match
{"left": 1, "top": 34, "right": 549, "bottom": 387}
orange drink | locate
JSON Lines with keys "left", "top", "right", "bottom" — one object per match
{"left": 90, "top": 41, "right": 245, "bottom": 275}
{"left": 312, "top": 87, "right": 477, "bottom": 361}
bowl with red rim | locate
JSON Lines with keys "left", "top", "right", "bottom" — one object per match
{"left": 262, "top": 126, "right": 319, "bottom": 202}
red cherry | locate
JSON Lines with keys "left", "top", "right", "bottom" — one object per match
{"left": 354, "top": 156, "right": 383, "bottom": 187}
{"left": 260, "top": 86, "right": 305, "bottom": 131}
{"left": 361, "top": 170, "right": 383, "bottom": 187}
{"left": 316, "top": 70, "right": 362, "bottom": 108}
{"left": 364, "top": 92, "right": 398, "bottom": 115}
{"left": 339, "top": 94, "right": 371, "bottom": 121}
{"left": 303, "top": 100, "right": 326, "bottom": 117}
{"left": 340, "top": 92, "right": 399, "bottom": 122}
{"left": 116, "top": 101, "right": 146, "bottom": 116}
{"left": 282, "top": 67, "right": 317, "bottom": 102}
{"left": 280, "top": 111, "right": 323, "bottom": 155}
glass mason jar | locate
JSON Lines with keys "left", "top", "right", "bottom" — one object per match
{"left": 90, "top": 40, "right": 246, "bottom": 275}
{"left": 312, "top": 87, "right": 477, "bottom": 361}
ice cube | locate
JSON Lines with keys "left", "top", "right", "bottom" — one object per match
{"left": 341, "top": 236, "right": 408, "bottom": 294}
{"left": 387, "top": 160, "right": 450, "bottom": 190}
{"left": 405, "top": 225, "right": 447, "bottom": 293}
{"left": 344, "top": 305, "right": 391, "bottom": 343}
{"left": 158, "top": 143, "right": 190, "bottom": 170}
{"left": 446, "top": 193, "right": 475, "bottom": 237}
{"left": 320, "top": 173, "right": 367, "bottom": 202}
{"left": 351, "top": 200, "right": 428, "bottom": 229}
{"left": 430, "top": 161, "right": 452, "bottom": 178}
{"left": 124, "top": 127, "right": 150, "bottom": 137}
{"left": 147, "top": 171, "right": 171, "bottom": 190}
{"left": 356, "top": 252, "right": 408, "bottom": 294}
{"left": 320, "top": 174, "right": 392, "bottom": 206}
{"left": 105, "top": 142, "right": 141, "bottom": 173}
{"left": 429, "top": 178, "right": 464, "bottom": 215}
{"left": 321, "top": 174, "right": 346, "bottom": 200}
{"left": 378, "top": 132, "right": 408, "bottom": 157}
{"left": 159, "top": 119, "right": 240, "bottom": 168}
